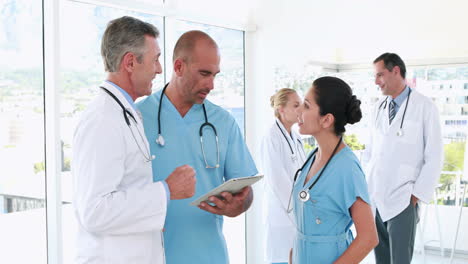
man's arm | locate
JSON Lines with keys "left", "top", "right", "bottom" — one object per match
{"left": 412, "top": 101, "right": 443, "bottom": 203}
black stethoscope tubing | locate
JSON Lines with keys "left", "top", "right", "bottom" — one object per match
{"left": 158, "top": 83, "right": 218, "bottom": 139}
{"left": 157, "top": 83, "right": 220, "bottom": 168}
{"left": 375, "top": 88, "right": 412, "bottom": 130}
{"left": 287, "top": 136, "right": 342, "bottom": 212}
{"left": 101, "top": 86, "right": 137, "bottom": 125}
{"left": 275, "top": 121, "right": 302, "bottom": 156}
{"left": 100, "top": 86, "right": 153, "bottom": 162}
{"left": 293, "top": 136, "right": 342, "bottom": 193}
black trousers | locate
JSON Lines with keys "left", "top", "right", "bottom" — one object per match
{"left": 374, "top": 203, "right": 419, "bottom": 264}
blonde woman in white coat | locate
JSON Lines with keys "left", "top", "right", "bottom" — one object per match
{"left": 260, "top": 88, "right": 306, "bottom": 264}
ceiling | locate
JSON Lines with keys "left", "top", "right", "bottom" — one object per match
{"left": 250, "top": 0, "right": 468, "bottom": 65}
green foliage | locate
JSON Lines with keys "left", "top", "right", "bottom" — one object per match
{"left": 303, "top": 142, "right": 315, "bottom": 156}
{"left": 443, "top": 141, "right": 465, "bottom": 171}
{"left": 0, "top": 68, "right": 43, "bottom": 91}
{"left": 344, "top": 134, "right": 365, "bottom": 151}
{"left": 63, "top": 157, "right": 71, "bottom": 171}
{"left": 61, "top": 70, "right": 103, "bottom": 93}
{"left": 33, "top": 161, "right": 45, "bottom": 174}
{"left": 302, "top": 133, "right": 364, "bottom": 155}
{"left": 440, "top": 141, "right": 466, "bottom": 187}
{"left": 32, "top": 158, "right": 71, "bottom": 173}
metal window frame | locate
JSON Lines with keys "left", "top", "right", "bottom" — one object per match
{"left": 43, "top": 0, "right": 63, "bottom": 263}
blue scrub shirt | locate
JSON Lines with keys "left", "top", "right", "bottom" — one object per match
{"left": 292, "top": 146, "right": 370, "bottom": 263}
{"left": 137, "top": 89, "right": 258, "bottom": 264}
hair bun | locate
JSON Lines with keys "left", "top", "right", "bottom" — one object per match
{"left": 346, "top": 95, "right": 362, "bottom": 125}
{"left": 269, "top": 95, "right": 276, "bottom": 108}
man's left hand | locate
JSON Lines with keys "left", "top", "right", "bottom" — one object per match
{"left": 411, "top": 195, "right": 419, "bottom": 206}
{"left": 198, "top": 186, "right": 253, "bottom": 217}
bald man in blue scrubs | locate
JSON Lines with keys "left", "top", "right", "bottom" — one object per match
{"left": 137, "top": 30, "right": 258, "bottom": 264}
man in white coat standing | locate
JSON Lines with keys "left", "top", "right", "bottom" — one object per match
{"left": 364, "top": 53, "right": 443, "bottom": 264}
{"left": 72, "top": 16, "right": 196, "bottom": 264}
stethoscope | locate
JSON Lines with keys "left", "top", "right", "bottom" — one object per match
{"left": 375, "top": 88, "right": 411, "bottom": 137}
{"left": 286, "top": 136, "right": 342, "bottom": 213}
{"left": 275, "top": 121, "right": 304, "bottom": 162}
{"left": 155, "top": 83, "right": 220, "bottom": 169}
{"left": 100, "top": 87, "right": 155, "bottom": 162}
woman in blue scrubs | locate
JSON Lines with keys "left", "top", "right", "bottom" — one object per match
{"left": 290, "top": 76, "right": 378, "bottom": 263}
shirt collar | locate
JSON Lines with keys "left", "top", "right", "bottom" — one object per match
{"left": 392, "top": 85, "right": 410, "bottom": 107}
{"left": 105, "top": 80, "right": 136, "bottom": 111}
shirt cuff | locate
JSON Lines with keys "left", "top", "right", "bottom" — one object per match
{"left": 162, "top": 181, "right": 170, "bottom": 203}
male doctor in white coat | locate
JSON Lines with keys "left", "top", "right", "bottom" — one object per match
{"left": 363, "top": 52, "right": 443, "bottom": 264}
{"left": 72, "top": 16, "right": 196, "bottom": 264}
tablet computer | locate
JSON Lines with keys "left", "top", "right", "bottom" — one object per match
{"left": 190, "top": 175, "right": 264, "bottom": 206}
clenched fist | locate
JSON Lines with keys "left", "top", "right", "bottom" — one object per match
{"left": 165, "top": 165, "right": 196, "bottom": 200}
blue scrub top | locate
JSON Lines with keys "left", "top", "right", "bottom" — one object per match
{"left": 137, "top": 89, "right": 258, "bottom": 264}
{"left": 292, "top": 146, "right": 370, "bottom": 263}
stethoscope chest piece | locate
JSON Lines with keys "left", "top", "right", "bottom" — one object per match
{"left": 396, "top": 129, "right": 404, "bottom": 137}
{"left": 156, "top": 134, "right": 165, "bottom": 146}
{"left": 291, "top": 154, "right": 298, "bottom": 163}
{"left": 299, "top": 190, "right": 310, "bottom": 202}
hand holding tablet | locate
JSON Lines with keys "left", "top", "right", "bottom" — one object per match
{"left": 190, "top": 175, "right": 264, "bottom": 206}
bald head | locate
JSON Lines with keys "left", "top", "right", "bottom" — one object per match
{"left": 172, "top": 30, "right": 218, "bottom": 63}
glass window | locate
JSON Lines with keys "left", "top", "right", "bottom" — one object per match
{"left": 59, "top": 2, "right": 164, "bottom": 262}
{"left": 339, "top": 66, "right": 468, "bottom": 205}
{"left": 0, "top": 0, "right": 47, "bottom": 263}
{"left": 165, "top": 19, "right": 246, "bottom": 134}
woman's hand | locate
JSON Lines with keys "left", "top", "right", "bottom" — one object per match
{"left": 289, "top": 248, "right": 293, "bottom": 264}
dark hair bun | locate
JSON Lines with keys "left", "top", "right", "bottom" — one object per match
{"left": 346, "top": 95, "right": 362, "bottom": 125}
{"left": 312, "top": 76, "right": 362, "bottom": 135}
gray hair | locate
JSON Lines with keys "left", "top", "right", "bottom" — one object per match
{"left": 101, "top": 16, "right": 159, "bottom": 72}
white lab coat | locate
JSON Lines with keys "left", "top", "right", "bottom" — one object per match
{"left": 72, "top": 82, "right": 167, "bottom": 264}
{"left": 260, "top": 119, "right": 306, "bottom": 263}
{"left": 362, "top": 89, "right": 443, "bottom": 222}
